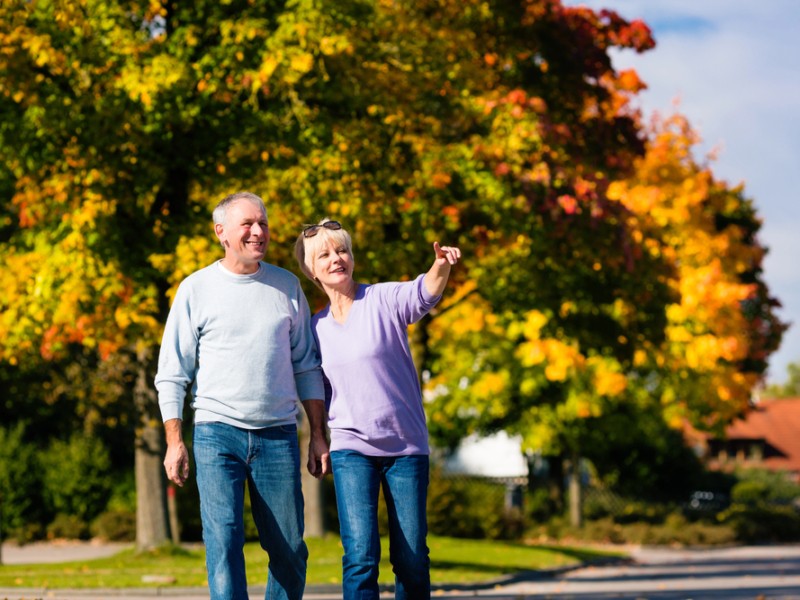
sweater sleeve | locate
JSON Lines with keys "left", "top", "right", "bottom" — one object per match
{"left": 289, "top": 279, "right": 325, "bottom": 402}
{"left": 154, "top": 281, "right": 198, "bottom": 422}
{"left": 387, "top": 273, "right": 442, "bottom": 327}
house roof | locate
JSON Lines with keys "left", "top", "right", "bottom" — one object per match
{"left": 722, "top": 397, "right": 800, "bottom": 473}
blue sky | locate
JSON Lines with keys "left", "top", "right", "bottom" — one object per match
{"left": 564, "top": 0, "right": 800, "bottom": 385}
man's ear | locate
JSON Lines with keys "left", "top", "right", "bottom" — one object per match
{"left": 215, "top": 223, "right": 227, "bottom": 248}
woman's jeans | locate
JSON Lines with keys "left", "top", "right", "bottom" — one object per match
{"left": 331, "top": 450, "right": 430, "bottom": 599}
{"left": 193, "top": 422, "right": 307, "bottom": 600}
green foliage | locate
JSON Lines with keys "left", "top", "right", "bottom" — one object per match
{"left": 47, "top": 514, "right": 89, "bottom": 540}
{"left": 763, "top": 361, "right": 800, "bottom": 398}
{"left": 730, "top": 479, "right": 770, "bottom": 506}
{"left": 0, "top": 423, "right": 43, "bottom": 538}
{"left": 581, "top": 513, "right": 737, "bottom": 546}
{"left": 91, "top": 509, "right": 136, "bottom": 542}
{"left": 427, "top": 468, "right": 523, "bottom": 540}
{"left": 41, "top": 434, "right": 113, "bottom": 524}
{"left": 580, "top": 407, "right": 706, "bottom": 502}
{"left": 105, "top": 471, "right": 137, "bottom": 513}
{"left": 731, "top": 468, "right": 800, "bottom": 505}
{"left": 719, "top": 504, "right": 800, "bottom": 544}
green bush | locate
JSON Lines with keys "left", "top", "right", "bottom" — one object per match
{"left": 106, "top": 471, "right": 137, "bottom": 513}
{"left": 730, "top": 479, "right": 770, "bottom": 506}
{"left": 41, "top": 434, "right": 113, "bottom": 526}
{"left": 0, "top": 424, "right": 44, "bottom": 540}
{"left": 47, "top": 513, "right": 89, "bottom": 540}
{"left": 720, "top": 504, "right": 800, "bottom": 543}
{"left": 540, "top": 511, "right": 737, "bottom": 547}
{"left": 91, "top": 508, "right": 136, "bottom": 541}
{"left": 427, "top": 468, "right": 520, "bottom": 539}
{"left": 732, "top": 468, "right": 800, "bottom": 505}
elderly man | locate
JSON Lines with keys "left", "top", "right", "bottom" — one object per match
{"left": 155, "top": 191, "right": 329, "bottom": 600}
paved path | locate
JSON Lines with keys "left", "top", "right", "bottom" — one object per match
{"left": 3, "top": 542, "right": 800, "bottom": 599}
{"left": 1, "top": 540, "right": 129, "bottom": 565}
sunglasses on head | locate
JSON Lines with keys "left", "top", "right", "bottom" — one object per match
{"left": 302, "top": 221, "right": 342, "bottom": 238}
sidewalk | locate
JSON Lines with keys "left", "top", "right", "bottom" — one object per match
{"left": 1, "top": 540, "right": 130, "bottom": 565}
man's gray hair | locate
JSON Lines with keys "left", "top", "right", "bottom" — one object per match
{"left": 212, "top": 191, "right": 266, "bottom": 225}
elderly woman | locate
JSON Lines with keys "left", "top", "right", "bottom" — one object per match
{"left": 295, "top": 219, "right": 460, "bottom": 599}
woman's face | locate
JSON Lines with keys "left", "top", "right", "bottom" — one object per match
{"left": 312, "top": 238, "right": 354, "bottom": 289}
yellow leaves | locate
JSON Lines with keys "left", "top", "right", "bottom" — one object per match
{"left": 472, "top": 371, "right": 508, "bottom": 400}
{"left": 517, "top": 340, "right": 546, "bottom": 367}
{"left": 319, "top": 35, "right": 353, "bottom": 56}
{"left": 118, "top": 54, "right": 187, "bottom": 107}
{"left": 289, "top": 52, "right": 314, "bottom": 75}
{"left": 544, "top": 343, "right": 583, "bottom": 382}
{"left": 438, "top": 297, "right": 498, "bottom": 337}
{"left": 150, "top": 235, "right": 220, "bottom": 302}
{"left": 0, "top": 223, "right": 159, "bottom": 363}
{"left": 589, "top": 357, "right": 628, "bottom": 397}
{"left": 517, "top": 339, "right": 584, "bottom": 381}
{"left": 522, "top": 310, "right": 548, "bottom": 339}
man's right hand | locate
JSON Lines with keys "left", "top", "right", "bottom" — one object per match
{"left": 163, "top": 418, "right": 190, "bottom": 487}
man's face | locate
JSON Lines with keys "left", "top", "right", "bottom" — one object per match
{"left": 215, "top": 199, "right": 269, "bottom": 274}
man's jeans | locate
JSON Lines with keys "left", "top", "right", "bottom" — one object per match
{"left": 193, "top": 422, "right": 307, "bottom": 600}
{"left": 331, "top": 450, "right": 430, "bottom": 599}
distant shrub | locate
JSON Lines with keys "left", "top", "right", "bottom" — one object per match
{"left": 427, "top": 468, "right": 521, "bottom": 539}
{"left": 730, "top": 480, "right": 770, "bottom": 506}
{"left": 48, "top": 513, "right": 89, "bottom": 540}
{"left": 539, "top": 511, "right": 736, "bottom": 547}
{"left": 0, "top": 424, "right": 44, "bottom": 540}
{"left": 92, "top": 509, "right": 136, "bottom": 541}
{"left": 41, "top": 434, "right": 113, "bottom": 526}
{"left": 106, "top": 471, "right": 137, "bottom": 513}
{"left": 720, "top": 504, "right": 800, "bottom": 543}
{"left": 732, "top": 468, "right": 800, "bottom": 505}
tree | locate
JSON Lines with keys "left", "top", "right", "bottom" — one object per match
{"left": 425, "top": 110, "right": 785, "bottom": 522}
{"left": 0, "top": 0, "right": 662, "bottom": 538}
{"left": 763, "top": 362, "right": 800, "bottom": 398}
{"left": 2, "top": 0, "right": 782, "bottom": 537}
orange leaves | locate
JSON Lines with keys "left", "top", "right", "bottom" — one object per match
{"left": 604, "top": 110, "right": 778, "bottom": 426}
{"left": 606, "top": 18, "right": 655, "bottom": 53}
{"left": 617, "top": 69, "right": 646, "bottom": 93}
{"left": 430, "top": 171, "right": 452, "bottom": 189}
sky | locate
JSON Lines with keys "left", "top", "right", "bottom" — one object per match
{"left": 564, "top": 0, "right": 800, "bottom": 385}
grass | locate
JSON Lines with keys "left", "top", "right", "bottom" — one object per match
{"left": 0, "top": 535, "right": 622, "bottom": 589}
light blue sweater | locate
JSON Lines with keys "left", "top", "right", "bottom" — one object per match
{"left": 155, "top": 261, "right": 324, "bottom": 429}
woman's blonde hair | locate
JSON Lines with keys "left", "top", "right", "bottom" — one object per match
{"left": 294, "top": 218, "right": 354, "bottom": 289}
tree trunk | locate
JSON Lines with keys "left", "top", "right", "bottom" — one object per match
{"left": 298, "top": 410, "right": 325, "bottom": 537}
{"left": 133, "top": 346, "right": 172, "bottom": 551}
{"left": 135, "top": 422, "right": 171, "bottom": 550}
{"left": 567, "top": 451, "right": 583, "bottom": 528}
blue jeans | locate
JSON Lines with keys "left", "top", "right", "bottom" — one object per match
{"left": 331, "top": 450, "right": 430, "bottom": 600}
{"left": 193, "top": 422, "right": 307, "bottom": 600}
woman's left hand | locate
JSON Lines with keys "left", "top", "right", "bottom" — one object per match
{"left": 433, "top": 241, "right": 461, "bottom": 266}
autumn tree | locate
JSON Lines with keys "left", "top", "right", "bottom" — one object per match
{"left": 0, "top": 0, "right": 783, "bottom": 537}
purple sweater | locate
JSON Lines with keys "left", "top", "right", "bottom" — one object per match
{"left": 312, "top": 274, "right": 440, "bottom": 456}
